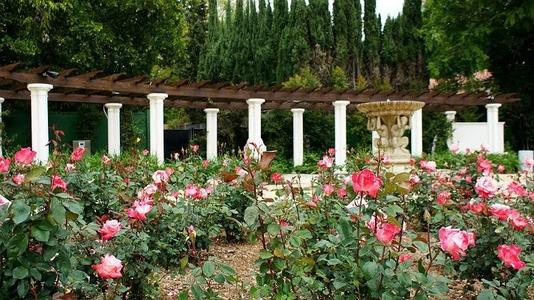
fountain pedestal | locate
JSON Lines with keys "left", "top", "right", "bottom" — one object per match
{"left": 357, "top": 100, "right": 425, "bottom": 171}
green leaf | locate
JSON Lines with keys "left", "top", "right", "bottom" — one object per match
{"left": 327, "top": 258, "right": 343, "bottom": 266}
{"left": 13, "top": 266, "right": 29, "bottom": 279}
{"left": 259, "top": 250, "right": 274, "bottom": 259}
{"left": 363, "top": 261, "right": 379, "bottom": 280}
{"left": 202, "top": 261, "right": 215, "bottom": 278}
{"left": 244, "top": 206, "right": 259, "bottom": 226}
{"left": 267, "top": 223, "right": 280, "bottom": 236}
{"left": 384, "top": 204, "right": 403, "bottom": 216}
{"left": 7, "top": 234, "right": 29, "bottom": 257}
{"left": 477, "top": 290, "right": 496, "bottom": 300}
{"left": 24, "top": 166, "right": 46, "bottom": 183}
{"left": 213, "top": 274, "right": 225, "bottom": 284}
{"left": 30, "top": 268, "right": 42, "bottom": 281}
{"left": 413, "top": 241, "right": 429, "bottom": 253}
{"left": 63, "top": 200, "right": 83, "bottom": 214}
{"left": 218, "top": 262, "right": 236, "bottom": 276}
{"left": 177, "top": 290, "right": 189, "bottom": 300}
{"left": 191, "top": 284, "right": 204, "bottom": 300}
{"left": 31, "top": 227, "right": 50, "bottom": 242}
{"left": 50, "top": 198, "right": 66, "bottom": 225}
{"left": 17, "top": 279, "right": 29, "bottom": 298}
{"left": 12, "top": 201, "right": 31, "bottom": 224}
{"left": 294, "top": 229, "right": 312, "bottom": 239}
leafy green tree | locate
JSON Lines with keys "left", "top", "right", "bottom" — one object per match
{"left": 423, "top": 0, "right": 534, "bottom": 149}
{"left": 363, "top": 0, "right": 380, "bottom": 81}
{"left": 184, "top": 0, "right": 208, "bottom": 80}
{"left": 0, "top": 0, "right": 188, "bottom": 76}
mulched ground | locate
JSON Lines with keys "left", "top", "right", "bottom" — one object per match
{"left": 160, "top": 240, "right": 532, "bottom": 300}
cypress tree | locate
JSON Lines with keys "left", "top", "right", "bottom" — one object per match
{"left": 401, "top": 0, "right": 425, "bottom": 87}
{"left": 276, "top": 0, "right": 310, "bottom": 81}
{"left": 197, "top": 0, "right": 219, "bottom": 80}
{"left": 380, "top": 16, "right": 397, "bottom": 84}
{"left": 346, "top": 0, "right": 362, "bottom": 85}
{"left": 308, "top": 0, "right": 333, "bottom": 50}
{"left": 363, "top": 0, "right": 380, "bottom": 81}
{"left": 184, "top": 0, "right": 207, "bottom": 80}
{"left": 256, "top": 0, "right": 274, "bottom": 84}
{"left": 333, "top": 0, "right": 349, "bottom": 69}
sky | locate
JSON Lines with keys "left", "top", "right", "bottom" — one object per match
{"left": 376, "top": 0, "right": 404, "bottom": 20}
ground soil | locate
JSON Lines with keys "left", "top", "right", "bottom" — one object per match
{"left": 160, "top": 240, "right": 532, "bottom": 300}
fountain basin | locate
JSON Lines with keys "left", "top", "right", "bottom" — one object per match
{"left": 357, "top": 100, "right": 425, "bottom": 168}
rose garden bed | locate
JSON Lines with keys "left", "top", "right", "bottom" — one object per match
{"left": 0, "top": 138, "right": 532, "bottom": 299}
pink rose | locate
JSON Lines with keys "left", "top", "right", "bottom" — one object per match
{"left": 507, "top": 182, "right": 528, "bottom": 197}
{"left": 190, "top": 144, "right": 199, "bottom": 153}
{"left": 366, "top": 216, "right": 401, "bottom": 245}
{"left": 70, "top": 147, "right": 85, "bottom": 161}
{"left": 271, "top": 172, "right": 283, "bottom": 184}
{"left": 0, "top": 195, "right": 11, "bottom": 207}
{"left": 497, "top": 165, "right": 505, "bottom": 173}
{"left": 420, "top": 160, "right": 437, "bottom": 173}
{"left": 152, "top": 170, "right": 170, "bottom": 184}
{"left": 409, "top": 174, "right": 421, "bottom": 185}
{"left": 142, "top": 149, "right": 149, "bottom": 156}
{"left": 474, "top": 176, "right": 498, "bottom": 199}
{"left": 102, "top": 155, "right": 111, "bottom": 165}
{"left": 14, "top": 147, "right": 36, "bottom": 165}
{"left": 327, "top": 148, "right": 335, "bottom": 157}
{"left": 399, "top": 254, "right": 412, "bottom": 264}
{"left": 352, "top": 169, "right": 382, "bottom": 198}
{"left": 92, "top": 254, "right": 123, "bottom": 279}
{"left": 509, "top": 214, "right": 529, "bottom": 231}
{"left": 127, "top": 201, "right": 153, "bottom": 220}
{"left": 437, "top": 191, "right": 451, "bottom": 205}
{"left": 0, "top": 157, "right": 11, "bottom": 173}
{"left": 185, "top": 184, "right": 200, "bottom": 199}
{"left": 525, "top": 158, "right": 534, "bottom": 167}
{"left": 65, "top": 163, "right": 76, "bottom": 173}
{"left": 12, "top": 174, "right": 25, "bottom": 185}
{"left": 497, "top": 244, "right": 526, "bottom": 270}
{"left": 477, "top": 157, "right": 493, "bottom": 175}
{"left": 322, "top": 184, "right": 335, "bottom": 196}
{"left": 438, "top": 227, "right": 475, "bottom": 260}
{"left": 98, "top": 220, "right": 122, "bottom": 241}
{"left": 450, "top": 144, "right": 459, "bottom": 154}
{"left": 463, "top": 200, "right": 486, "bottom": 214}
{"left": 50, "top": 175, "right": 68, "bottom": 192}
{"left": 337, "top": 188, "right": 347, "bottom": 198}
{"left": 318, "top": 155, "right": 334, "bottom": 170}
{"left": 489, "top": 204, "right": 512, "bottom": 221}
{"left": 202, "top": 160, "right": 209, "bottom": 168}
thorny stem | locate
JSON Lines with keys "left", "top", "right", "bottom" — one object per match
{"left": 393, "top": 196, "right": 408, "bottom": 272}
{"left": 354, "top": 193, "right": 365, "bottom": 264}
{"left": 376, "top": 244, "right": 388, "bottom": 293}
{"left": 412, "top": 223, "right": 439, "bottom": 298}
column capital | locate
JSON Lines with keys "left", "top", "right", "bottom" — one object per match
{"left": 147, "top": 93, "right": 168, "bottom": 102}
{"left": 291, "top": 108, "right": 305, "bottom": 114}
{"left": 333, "top": 100, "right": 350, "bottom": 107}
{"left": 27, "top": 83, "right": 53, "bottom": 92}
{"left": 204, "top": 108, "right": 220, "bottom": 114}
{"left": 246, "top": 98, "right": 265, "bottom": 105}
{"left": 485, "top": 103, "right": 502, "bottom": 110}
{"left": 444, "top": 110, "right": 456, "bottom": 122}
{"left": 105, "top": 103, "right": 123, "bottom": 110}
{"left": 0, "top": 97, "right": 4, "bottom": 104}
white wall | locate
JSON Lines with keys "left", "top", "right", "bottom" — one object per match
{"left": 450, "top": 122, "right": 504, "bottom": 153}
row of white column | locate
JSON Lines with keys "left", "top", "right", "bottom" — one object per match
{"left": 2, "top": 84, "right": 503, "bottom": 165}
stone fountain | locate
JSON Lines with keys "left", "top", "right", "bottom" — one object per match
{"left": 357, "top": 100, "right": 425, "bottom": 170}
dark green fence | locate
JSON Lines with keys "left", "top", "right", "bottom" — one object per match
{"left": 3, "top": 110, "right": 149, "bottom": 153}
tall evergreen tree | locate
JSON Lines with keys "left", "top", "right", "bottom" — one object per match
{"left": 308, "top": 0, "right": 333, "bottom": 50}
{"left": 346, "top": 0, "right": 362, "bottom": 85}
{"left": 276, "top": 0, "right": 310, "bottom": 81}
{"left": 197, "top": 0, "right": 219, "bottom": 80}
{"left": 184, "top": 0, "right": 207, "bottom": 80}
{"left": 401, "top": 0, "right": 426, "bottom": 87}
{"left": 333, "top": 0, "right": 349, "bottom": 68}
{"left": 363, "top": 0, "right": 380, "bottom": 81}
{"left": 256, "top": 0, "right": 274, "bottom": 83}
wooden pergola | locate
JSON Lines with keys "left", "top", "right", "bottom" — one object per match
{"left": 0, "top": 63, "right": 520, "bottom": 111}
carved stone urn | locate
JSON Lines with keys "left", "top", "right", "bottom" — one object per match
{"left": 357, "top": 100, "right": 425, "bottom": 166}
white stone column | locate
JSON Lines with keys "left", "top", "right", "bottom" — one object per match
{"left": 371, "top": 131, "right": 379, "bottom": 154}
{"left": 147, "top": 93, "right": 168, "bottom": 163}
{"left": 246, "top": 98, "right": 266, "bottom": 151}
{"left": 0, "top": 98, "right": 4, "bottom": 157}
{"left": 444, "top": 111, "right": 456, "bottom": 149}
{"left": 28, "top": 83, "right": 53, "bottom": 164}
{"left": 444, "top": 111, "right": 456, "bottom": 122}
{"left": 291, "top": 108, "right": 305, "bottom": 166}
{"left": 204, "top": 108, "right": 219, "bottom": 160}
{"left": 104, "top": 103, "right": 122, "bottom": 156}
{"left": 410, "top": 109, "right": 423, "bottom": 157}
{"left": 486, "top": 103, "right": 501, "bottom": 153}
{"left": 333, "top": 100, "right": 350, "bottom": 166}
